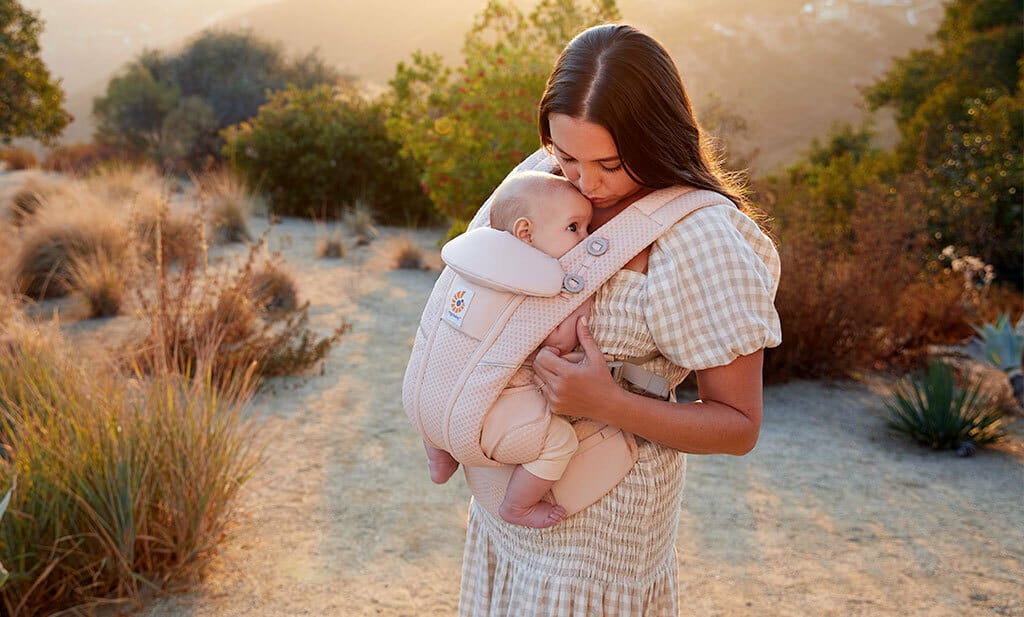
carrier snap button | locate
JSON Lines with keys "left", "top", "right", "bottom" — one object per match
{"left": 562, "top": 273, "right": 585, "bottom": 293}
{"left": 587, "top": 237, "right": 609, "bottom": 256}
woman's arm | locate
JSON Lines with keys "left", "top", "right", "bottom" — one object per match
{"left": 532, "top": 317, "right": 763, "bottom": 456}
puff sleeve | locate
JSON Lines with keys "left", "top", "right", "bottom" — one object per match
{"left": 644, "top": 203, "right": 782, "bottom": 371}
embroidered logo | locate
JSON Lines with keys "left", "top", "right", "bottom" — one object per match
{"left": 444, "top": 286, "right": 475, "bottom": 328}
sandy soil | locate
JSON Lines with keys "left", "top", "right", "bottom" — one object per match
{"left": 1, "top": 173, "right": 1021, "bottom": 616}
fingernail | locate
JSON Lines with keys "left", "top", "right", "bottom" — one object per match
{"left": 581, "top": 316, "right": 588, "bottom": 327}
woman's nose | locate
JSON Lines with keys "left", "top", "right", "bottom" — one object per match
{"left": 578, "top": 167, "right": 599, "bottom": 195}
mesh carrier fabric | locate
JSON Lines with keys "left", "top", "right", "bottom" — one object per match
{"left": 402, "top": 151, "right": 729, "bottom": 469}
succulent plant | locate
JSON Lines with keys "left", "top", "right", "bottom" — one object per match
{"left": 886, "top": 360, "right": 1007, "bottom": 451}
{"left": 966, "top": 313, "right": 1024, "bottom": 406}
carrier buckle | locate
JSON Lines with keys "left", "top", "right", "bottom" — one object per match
{"left": 587, "top": 237, "right": 609, "bottom": 256}
{"left": 607, "top": 361, "right": 672, "bottom": 401}
{"left": 562, "top": 273, "right": 585, "bottom": 293}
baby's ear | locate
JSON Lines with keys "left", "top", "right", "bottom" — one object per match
{"left": 512, "top": 217, "right": 533, "bottom": 243}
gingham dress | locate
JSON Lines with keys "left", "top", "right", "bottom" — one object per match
{"left": 458, "top": 202, "right": 783, "bottom": 617}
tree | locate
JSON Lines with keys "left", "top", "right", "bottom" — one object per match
{"left": 93, "top": 65, "right": 178, "bottom": 153}
{"left": 222, "top": 85, "right": 433, "bottom": 225}
{"left": 0, "top": 0, "right": 70, "bottom": 143}
{"left": 93, "top": 29, "right": 341, "bottom": 170}
{"left": 386, "top": 0, "right": 620, "bottom": 225}
{"left": 866, "top": 0, "right": 1022, "bottom": 286}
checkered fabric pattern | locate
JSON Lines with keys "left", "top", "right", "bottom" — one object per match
{"left": 459, "top": 440, "right": 684, "bottom": 617}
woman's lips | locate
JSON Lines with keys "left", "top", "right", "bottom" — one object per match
{"left": 588, "top": 196, "right": 607, "bottom": 205}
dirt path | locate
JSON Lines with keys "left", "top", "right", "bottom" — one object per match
{"left": 118, "top": 219, "right": 1023, "bottom": 617}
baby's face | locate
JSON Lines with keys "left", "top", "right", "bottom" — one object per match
{"left": 529, "top": 188, "right": 593, "bottom": 258}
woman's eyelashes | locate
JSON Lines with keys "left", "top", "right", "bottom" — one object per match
{"left": 555, "top": 152, "right": 622, "bottom": 173}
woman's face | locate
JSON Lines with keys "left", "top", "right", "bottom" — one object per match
{"left": 547, "top": 113, "right": 644, "bottom": 210}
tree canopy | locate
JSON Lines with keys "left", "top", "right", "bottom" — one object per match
{"left": 386, "top": 0, "right": 620, "bottom": 225}
{"left": 866, "top": 0, "right": 1022, "bottom": 286}
{"left": 0, "top": 0, "right": 70, "bottom": 143}
{"left": 93, "top": 29, "right": 341, "bottom": 170}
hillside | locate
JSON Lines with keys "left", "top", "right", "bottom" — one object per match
{"left": 32, "top": 0, "right": 941, "bottom": 171}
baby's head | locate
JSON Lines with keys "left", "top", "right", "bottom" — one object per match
{"left": 489, "top": 171, "right": 592, "bottom": 258}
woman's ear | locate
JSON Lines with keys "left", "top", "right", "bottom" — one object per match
{"left": 512, "top": 217, "right": 533, "bottom": 244}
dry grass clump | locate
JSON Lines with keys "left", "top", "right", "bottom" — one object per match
{"left": 316, "top": 226, "right": 345, "bottom": 259}
{"left": 0, "top": 147, "right": 38, "bottom": 170}
{"left": 392, "top": 234, "right": 426, "bottom": 270}
{"left": 249, "top": 261, "right": 299, "bottom": 313}
{"left": 11, "top": 200, "right": 131, "bottom": 299}
{"left": 66, "top": 246, "right": 134, "bottom": 318}
{"left": 85, "top": 163, "right": 168, "bottom": 212}
{"left": 0, "top": 329, "right": 261, "bottom": 616}
{"left": 196, "top": 171, "right": 255, "bottom": 244}
{"left": 131, "top": 228, "right": 348, "bottom": 388}
{"left": 5, "top": 175, "right": 70, "bottom": 227}
{"left": 343, "top": 201, "right": 379, "bottom": 246}
{"left": 42, "top": 142, "right": 138, "bottom": 175}
{"left": 130, "top": 201, "right": 204, "bottom": 265}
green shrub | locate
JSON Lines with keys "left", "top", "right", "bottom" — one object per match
{"left": 223, "top": 85, "right": 433, "bottom": 225}
{"left": 866, "top": 0, "right": 1023, "bottom": 286}
{"left": 386, "top": 0, "right": 619, "bottom": 223}
{"left": 886, "top": 360, "right": 1008, "bottom": 450}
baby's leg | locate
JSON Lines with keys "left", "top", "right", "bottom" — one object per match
{"left": 499, "top": 466, "right": 566, "bottom": 528}
{"left": 423, "top": 441, "right": 459, "bottom": 484}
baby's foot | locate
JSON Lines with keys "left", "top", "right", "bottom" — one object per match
{"left": 426, "top": 450, "right": 459, "bottom": 484}
{"left": 498, "top": 500, "right": 567, "bottom": 529}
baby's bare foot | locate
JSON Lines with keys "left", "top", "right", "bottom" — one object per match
{"left": 499, "top": 500, "right": 567, "bottom": 529}
{"left": 426, "top": 451, "right": 459, "bottom": 484}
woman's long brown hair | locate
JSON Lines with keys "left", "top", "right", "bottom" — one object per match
{"left": 538, "top": 24, "right": 750, "bottom": 212}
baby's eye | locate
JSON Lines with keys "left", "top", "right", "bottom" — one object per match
{"left": 567, "top": 223, "right": 578, "bottom": 232}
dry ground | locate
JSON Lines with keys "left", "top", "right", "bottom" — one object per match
{"left": 1, "top": 180, "right": 1019, "bottom": 616}
{"left": 135, "top": 218, "right": 1021, "bottom": 617}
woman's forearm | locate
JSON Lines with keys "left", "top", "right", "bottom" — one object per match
{"left": 587, "top": 386, "right": 760, "bottom": 455}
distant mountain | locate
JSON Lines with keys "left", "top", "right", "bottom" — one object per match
{"left": 29, "top": 0, "right": 941, "bottom": 171}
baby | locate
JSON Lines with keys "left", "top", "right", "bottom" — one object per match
{"left": 424, "top": 171, "right": 593, "bottom": 528}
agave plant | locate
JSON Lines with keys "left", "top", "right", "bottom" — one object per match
{"left": 966, "top": 313, "right": 1024, "bottom": 407}
{"left": 886, "top": 360, "right": 1007, "bottom": 451}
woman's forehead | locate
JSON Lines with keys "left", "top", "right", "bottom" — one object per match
{"left": 548, "top": 114, "right": 619, "bottom": 161}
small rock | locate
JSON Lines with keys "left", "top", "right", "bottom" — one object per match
{"left": 956, "top": 441, "right": 976, "bottom": 457}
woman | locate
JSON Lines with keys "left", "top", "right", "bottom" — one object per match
{"left": 458, "top": 24, "right": 781, "bottom": 616}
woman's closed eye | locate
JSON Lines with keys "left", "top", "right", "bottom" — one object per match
{"left": 554, "top": 150, "right": 622, "bottom": 173}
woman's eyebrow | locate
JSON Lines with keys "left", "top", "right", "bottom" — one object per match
{"left": 550, "top": 141, "right": 620, "bottom": 163}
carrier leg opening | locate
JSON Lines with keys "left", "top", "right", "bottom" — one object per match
{"left": 423, "top": 442, "right": 459, "bottom": 484}
{"left": 499, "top": 465, "right": 566, "bottom": 528}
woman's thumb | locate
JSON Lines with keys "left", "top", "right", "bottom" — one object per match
{"left": 576, "top": 316, "right": 601, "bottom": 361}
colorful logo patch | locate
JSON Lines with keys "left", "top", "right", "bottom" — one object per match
{"left": 444, "top": 286, "right": 475, "bottom": 328}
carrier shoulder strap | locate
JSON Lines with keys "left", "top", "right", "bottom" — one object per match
{"left": 444, "top": 185, "right": 730, "bottom": 463}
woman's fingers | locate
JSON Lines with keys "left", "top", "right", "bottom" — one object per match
{"left": 575, "top": 316, "right": 602, "bottom": 366}
{"left": 533, "top": 346, "right": 565, "bottom": 377}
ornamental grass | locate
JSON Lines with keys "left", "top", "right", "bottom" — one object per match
{"left": 0, "top": 309, "right": 262, "bottom": 616}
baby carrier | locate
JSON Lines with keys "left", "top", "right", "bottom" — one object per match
{"left": 402, "top": 150, "right": 728, "bottom": 517}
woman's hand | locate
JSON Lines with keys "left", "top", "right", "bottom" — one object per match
{"left": 532, "top": 317, "right": 620, "bottom": 420}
